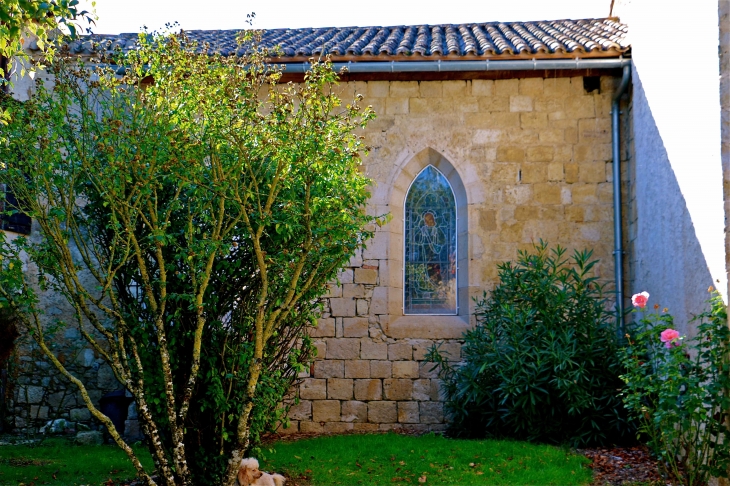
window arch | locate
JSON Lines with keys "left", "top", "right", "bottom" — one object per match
{"left": 404, "top": 165, "right": 457, "bottom": 315}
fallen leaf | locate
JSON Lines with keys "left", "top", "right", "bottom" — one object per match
{"left": 469, "top": 463, "right": 475, "bottom": 467}
{"left": 418, "top": 475, "right": 427, "bottom": 483}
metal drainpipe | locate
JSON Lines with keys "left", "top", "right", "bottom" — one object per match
{"left": 612, "top": 64, "right": 631, "bottom": 337}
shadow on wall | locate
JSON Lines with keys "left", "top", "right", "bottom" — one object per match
{"left": 630, "top": 65, "right": 715, "bottom": 336}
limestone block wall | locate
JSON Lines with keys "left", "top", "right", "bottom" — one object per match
{"left": 285, "top": 74, "right": 628, "bottom": 433}
{"left": 5, "top": 72, "right": 628, "bottom": 435}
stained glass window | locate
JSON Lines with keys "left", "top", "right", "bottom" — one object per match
{"left": 404, "top": 166, "right": 457, "bottom": 315}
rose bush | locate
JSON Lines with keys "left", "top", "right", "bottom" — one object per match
{"left": 621, "top": 289, "right": 730, "bottom": 486}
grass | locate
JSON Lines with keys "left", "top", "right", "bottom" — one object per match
{"left": 0, "top": 433, "right": 593, "bottom": 485}
{"left": 0, "top": 437, "right": 153, "bottom": 485}
{"left": 259, "top": 433, "right": 593, "bottom": 485}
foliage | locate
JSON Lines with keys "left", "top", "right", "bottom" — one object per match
{"left": 0, "top": 436, "right": 155, "bottom": 484}
{"left": 426, "top": 241, "right": 633, "bottom": 446}
{"left": 260, "top": 433, "right": 592, "bottom": 485}
{"left": 0, "top": 0, "right": 94, "bottom": 128}
{"left": 0, "top": 30, "right": 376, "bottom": 486}
{"left": 620, "top": 290, "right": 730, "bottom": 486}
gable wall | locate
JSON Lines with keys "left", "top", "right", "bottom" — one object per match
{"left": 286, "top": 74, "right": 627, "bottom": 433}
{"left": 3, "top": 70, "right": 627, "bottom": 435}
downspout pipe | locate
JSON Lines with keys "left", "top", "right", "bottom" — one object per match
{"left": 611, "top": 64, "right": 631, "bottom": 337}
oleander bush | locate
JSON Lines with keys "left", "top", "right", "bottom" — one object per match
{"left": 427, "top": 241, "right": 634, "bottom": 446}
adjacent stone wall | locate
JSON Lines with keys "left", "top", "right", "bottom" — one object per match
{"left": 284, "top": 74, "right": 626, "bottom": 434}
{"left": 721, "top": 0, "right": 730, "bottom": 301}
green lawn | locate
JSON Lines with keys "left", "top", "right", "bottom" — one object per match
{"left": 260, "top": 433, "right": 593, "bottom": 485}
{"left": 0, "top": 437, "right": 153, "bottom": 485}
{"left": 0, "top": 433, "right": 593, "bottom": 485}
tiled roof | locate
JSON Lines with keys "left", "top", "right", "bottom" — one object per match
{"left": 62, "top": 18, "right": 629, "bottom": 61}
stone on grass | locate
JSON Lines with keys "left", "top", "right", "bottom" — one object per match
{"left": 75, "top": 431, "right": 104, "bottom": 445}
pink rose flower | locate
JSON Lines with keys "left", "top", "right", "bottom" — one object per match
{"left": 660, "top": 328, "right": 681, "bottom": 348}
{"left": 631, "top": 291, "right": 650, "bottom": 309}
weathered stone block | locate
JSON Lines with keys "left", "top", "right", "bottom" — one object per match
{"left": 526, "top": 145, "right": 554, "bottom": 162}
{"left": 443, "top": 80, "right": 467, "bottom": 97}
{"left": 310, "top": 318, "right": 335, "bottom": 338}
{"left": 300, "top": 378, "right": 327, "bottom": 399}
{"left": 312, "top": 339, "right": 326, "bottom": 358}
{"left": 30, "top": 406, "right": 49, "bottom": 420}
{"left": 398, "top": 402, "right": 420, "bottom": 423}
{"left": 383, "top": 379, "right": 413, "bottom": 401}
{"left": 329, "top": 298, "right": 356, "bottom": 317}
{"left": 326, "top": 339, "right": 360, "bottom": 360}
{"left": 367, "top": 81, "right": 389, "bottom": 97}
{"left": 519, "top": 77, "right": 544, "bottom": 96}
{"left": 354, "top": 379, "right": 382, "bottom": 401}
{"left": 370, "top": 287, "right": 388, "bottom": 315}
{"left": 300, "top": 421, "right": 324, "bottom": 433}
{"left": 370, "top": 360, "right": 392, "bottom": 378}
{"left": 324, "top": 422, "right": 354, "bottom": 433}
{"left": 356, "top": 299, "right": 370, "bottom": 316}
{"left": 285, "top": 400, "right": 310, "bottom": 421}
{"left": 388, "top": 343, "right": 412, "bottom": 361}
{"left": 438, "top": 342, "right": 462, "bottom": 361}
{"left": 494, "top": 78, "right": 519, "bottom": 96}
{"left": 368, "top": 401, "right": 397, "bottom": 423}
{"left": 496, "top": 146, "right": 524, "bottom": 163}
{"left": 75, "top": 431, "right": 103, "bottom": 445}
{"left": 411, "top": 341, "right": 434, "bottom": 361}
{"left": 18, "top": 385, "right": 44, "bottom": 404}
{"left": 343, "top": 318, "right": 369, "bottom": 338}
{"left": 312, "top": 360, "right": 344, "bottom": 379}
{"left": 345, "top": 360, "right": 370, "bottom": 379}
{"left": 338, "top": 268, "right": 354, "bottom": 284}
{"left": 386, "top": 98, "right": 409, "bottom": 115}
{"left": 430, "top": 379, "right": 444, "bottom": 401}
{"left": 390, "top": 81, "right": 419, "bottom": 97}
{"left": 520, "top": 112, "right": 547, "bottom": 129}
{"left": 341, "top": 400, "right": 368, "bottom": 423}
{"left": 361, "top": 341, "right": 387, "bottom": 360}
{"left": 392, "top": 361, "right": 419, "bottom": 379}
{"left": 354, "top": 268, "right": 378, "bottom": 285}
{"left": 413, "top": 379, "right": 431, "bottom": 401}
{"left": 328, "top": 378, "right": 353, "bottom": 400}
{"left": 419, "top": 81, "right": 442, "bottom": 98}
{"left": 343, "top": 284, "right": 367, "bottom": 299}
{"left": 533, "top": 183, "right": 562, "bottom": 205}
{"left": 420, "top": 402, "right": 444, "bottom": 423}
{"left": 419, "top": 362, "right": 440, "bottom": 379}
{"left": 312, "top": 400, "right": 341, "bottom": 423}
{"left": 580, "top": 162, "right": 608, "bottom": 183}
{"left": 354, "top": 423, "right": 380, "bottom": 432}
{"left": 510, "top": 95, "right": 533, "bottom": 112}
{"left": 70, "top": 408, "right": 90, "bottom": 422}
{"left": 471, "top": 79, "right": 493, "bottom": 97}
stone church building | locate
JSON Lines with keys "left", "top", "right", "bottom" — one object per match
{"left": 4, "top": 0, "right": 730, "bottom": 438}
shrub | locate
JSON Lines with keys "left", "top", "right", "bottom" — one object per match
{"left": 621, "top": 290, "right": 730, "bottom": 486}
{"left": 0, "top": 31, "right": 376, "bottom": 485}
{"left": 427, "top": 241, "right": 633, "bottom": 446}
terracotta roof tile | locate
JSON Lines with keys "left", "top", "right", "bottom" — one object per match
{"left": 62, "top": 18, "right": 629, "bottom": 61}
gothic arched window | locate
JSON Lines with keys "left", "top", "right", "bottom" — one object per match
{"left": 404, "top": 165, "right": 457, "bottom": 315}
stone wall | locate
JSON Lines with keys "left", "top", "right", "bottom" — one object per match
{"left": 721, "top": 0, "right": 730, "bottom": 302}
{"left": 284, "top": 74, "right": 627, "bottom": 434}
{"left": 613, "top": 0, "right": 725, "bottom": 334}
{"left": 4, "top": 72, "right": 627, "bottom": 435}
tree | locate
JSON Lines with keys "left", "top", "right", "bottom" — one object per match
{"left": 1, "top": 0, "right": 94, "bottom": 115}
{"left": 0, "top": 31, "right": 377, "bottom": 485}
